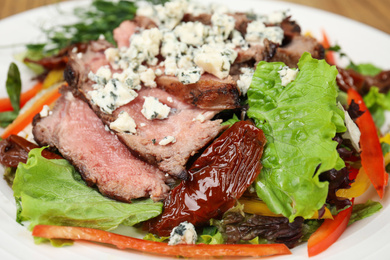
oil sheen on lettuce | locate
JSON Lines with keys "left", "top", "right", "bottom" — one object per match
{"left": 13, "top": 147, "right": 163, "bottom": 230}
{"left": 247, "top": 53, "right": 346, "bottom": 221}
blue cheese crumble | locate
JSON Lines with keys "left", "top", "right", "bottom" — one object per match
{"left": 278, "top": 66, "right": 299, "bottom": 86}
{"left": 237, "top": 67, "right": 255, "bottom": 95}
{"left": 89, "top": 79, "right": 138, "bottom": 114}
{"left": 109, "top": 111, "right": 137, "bottom": 134}
{"left": 245, "top": 20, "right": 284, "bottom": 46}
{"left": 168, "top": 221, "right": 197, "bottom": 246}
{"left": 141, "top": 96, "right": 171, "bottom": 120}
{"left": 194, "top": 44, "right": 237, "bottom": 79}
{"left": 177, "top": 67, "right": 202, "bottom": 84}
{"left": 159, "top": 136, "right": 176, "bottom": 145}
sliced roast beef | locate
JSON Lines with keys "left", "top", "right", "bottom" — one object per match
{"left": 75, "top": 79, "right": 224, "bottom": 178}
{"left": 155, "top": 73, "right": 240, "bottom": 110}
{"left": 234, "top": 39, "right": 278, "bottom": 65}
{"left": 113, "top": 88, "right": 225, "bottom": 178}
{"left": 32, "top": 90, "right": 170, "bottom": 202}
{"left": 280, "top": 16, "right": 301, "bottom": 44}
{"left": 270, "top": 35, "right": 325, "bottom": 67}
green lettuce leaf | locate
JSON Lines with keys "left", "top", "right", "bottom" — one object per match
{"left": 198, "top": 226, "right": 224, "bottom": 245}
{"left": 348, "top": 63, "right": 382, "bottom": 76}
{"left": 13, "top": 148, "right": 163, "bottom": 230}
{"left": 363, "top": 87, "right": 390, "bottom": 128}
{"left": 248, "top": 53, "right": 346, "bottom": 221}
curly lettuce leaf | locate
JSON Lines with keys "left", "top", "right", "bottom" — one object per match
{"left": 348, "top": 63, "right": 382, "bottom": 76}
{"left": 13, "top": 147, "right": 162, "bottom": 230}
{"left": 248, "top": 53, "right": 346, "bottom": 221}
{"left": 363, "top": 87, "right": 390, "bottom": 128}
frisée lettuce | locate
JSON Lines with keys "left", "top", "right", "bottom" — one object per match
{"left": 248, "top": 53, "right": 347, "bottom": 221}
{"left": 13, "top": 147, "right": 163, "bottom": 230}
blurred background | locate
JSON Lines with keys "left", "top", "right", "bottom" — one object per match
{"left": 1, "top": 0, "right": 389, "bottom": 34}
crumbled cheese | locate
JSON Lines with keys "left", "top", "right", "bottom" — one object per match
{"left": 194, "top": 44, "right": 237, "bottom": 79}
{"left": 113, "top": 68, "right": 141, "bottom": 90}
{"left": 164, "top": 56, "right": 178, "bottom": 76}
{"left": 278, "top": 66, "right": 299, "bottom": 86}
{"left": 125, "top": 28, "right": 162, "bottom": 66}
{"left": 177, "top": 67, "right": 202, "bottom": 84}
{"left": 177, "top": 55, "right": 194, "bottom": 69}
{"left": 211, "top": 13, "right": 235, "bottom": 40}
{"left": 155, "top": 68, "right": 163, "bottom": 76}
{"left": 105, "top": 48, "right": 120, "bottom": 63}
{"left": 168, "top": 222, "right": 197, "bottom": 246}
{"left": 141, "top": 96, "right": 171, "bottom": 120}
{"left": 109, "top": 111, "right": 137, "bottom": 134}
{"left": 39, "top": 105, "right": 51, "bottom": 118}
{"left": 88, "top": 66, "right": 112, "bottom": 86}
{"left": 154, "top": 0, "right": 189, "bottom": 30}
{"left": 167, "top": 96, "right": 173, "bottom": 103}
{"left": 237, "top": 67, "right": 255, "bottom": 95}
{"left": 231, "top": 30, "right": 249, "bottom": 50}
{"left": 140, "top": 123, "right": 146, "bottom": 127}
{"left": 140, "top": 68, "right": 157, "bottom": 87}
{"left": 159, "top": 136, "right": 176, "bottom": 145}
{"left": 245, "top": 20, "right": 284, "bottom": 46}
{"left": 194, "top": 113, "right": 205, "bottom": 122}
{"left": 89, "top": 79, "right": 138, "bottom": 114}
{"left": 174, "top": 21, "right": 207, "bottom": 46}
{"left": 266, "top": 10, "right": 287, "bottom": 24}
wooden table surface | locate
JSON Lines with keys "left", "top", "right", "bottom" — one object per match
{"left": 1, "top": 0, "right": 390, "bottom": 34}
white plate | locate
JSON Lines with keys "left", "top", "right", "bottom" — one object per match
{"left": 0, "top": 0, "right": 389, "bottom": 259}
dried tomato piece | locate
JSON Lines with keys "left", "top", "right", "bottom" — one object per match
{"left": 0, "top": 135, "right": 61, "bottom": 167}
{"left": 147, "top": 121, "right": 266, "bottom": 236}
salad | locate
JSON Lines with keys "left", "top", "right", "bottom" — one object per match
{"left": 0, "top": 0, "right": 390, "bottom": 259}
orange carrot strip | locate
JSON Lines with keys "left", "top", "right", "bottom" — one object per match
{"left": 32, "top": 225, "right": 291, "bottom": 258}
{"left": 1, "top": 84, "right": 61, "bottom": 139}
{"left": 0, "top": 82, "right": 43, "bottom": 112}
{"left": 321, "top": 30, "right": 336, "bottom": 65}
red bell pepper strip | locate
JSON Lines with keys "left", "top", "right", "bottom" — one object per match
{"left": 307, "top": 202, "right": 353, "bottom": 257}
{"left": 32, "top": 225, "right": 291, "bottom": 258}
{"left": 347, "top": 88, "right": 387, "bottom": 198}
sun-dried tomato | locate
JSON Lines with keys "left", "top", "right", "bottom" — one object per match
{"left": 147, "top": 121, "right": 266, "bottom": 236}
{"left": 0, "top": 135, "right": 61, "bottom": 167}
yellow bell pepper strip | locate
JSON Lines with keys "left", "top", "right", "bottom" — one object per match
{"left": 32, "top": 225, "right": 291, "bottom": 258}
{"left": 336, "top": 167, "right": 371, "bottom": 199}
{"left": 0, "top": 82, "right": 43, "bottom": 112}
{"left": 239, "top": 199, "right": 333, "bottom": 219}
{"left": 307, "top": 200, "right": 353, "bottom": 257}
{"left": 1, "top": 84, "right": 61, "bottom": 139}
{"left": 347, "top": 88, "right": 387, "bottom": 198}
{"left": 42, "top": 69, "right": 64, "bottom": 89}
